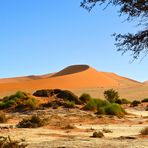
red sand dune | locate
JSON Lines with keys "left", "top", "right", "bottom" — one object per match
{"left": 0, "top": 65, "right": 142, "bottom": 97}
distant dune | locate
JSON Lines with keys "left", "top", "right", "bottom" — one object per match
{"left": 0, "top": 64, "right": 147, "bottom": 99}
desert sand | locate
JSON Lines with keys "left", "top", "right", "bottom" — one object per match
{"left": 0, "top": 107, "right": 147, "bottom": 148}
{"left": 0, "top": 65, "right": 147, "bottom": 100}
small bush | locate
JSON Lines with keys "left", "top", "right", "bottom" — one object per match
{"left": 0, "top": 136, "right": 27, "bottom": 148}
{"left": 104, "top": 103, "right": 125, "bottom": 117}
{"left": 140, "top": 127, "right": 148, "bottom": 135}
{"left": 0, "top": 112, "right": 7, "bottom": 123}
{"left": 17, "top": 115, "right": 48, "bottom": 128}
{"left": 79, "top": 93, "right": 92, "bottom": 104}
{"left": 92, "top": 131, "right": 104, "bottom": 138}
{"left": 64, "top": 101, "right": 75, "bottom": 108}
{"left": 131, "top": 100, "right": 141, "bottom": 107}
{"left": 141, "top": 98, "right": 148, "bottom": 103}
{"left": 104, "top": 89, "right": 119, "bottom": 103}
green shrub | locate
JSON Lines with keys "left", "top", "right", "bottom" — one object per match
{"left": 17, "top": 115, "right": 48, "bottom": 128}
{"left": 64, "top": 101, "right": 75, "bottom": 108}
{"left": 0, "top": 91, "right": 39, "bottom": 110}
{"left": 131, "top": 100, "right": 141, "bottom": 107}
{"left": 97, "top": 107, "right": 105, "bottom": 115}
{"left": 104, "top": 89, "right": 119, "bottom": 103}
{"left": 79, "top": 93, "right": 92, "bottom": 104}
{"left": 104, "top": 103, "right": 125, "bottom": 116}
{"left": 141, "top": 98, "right": 148, "bottom": 103}
{"left": 0, "top": 112, "right": 7, "bottom": 123}
{"left": 140, "top": 127, "right": 148, "bottom": 135}
{"left": 0, "top": 136, "right": 27, "bottom": 148}
{"left": 83, "top": 99, "right": 109, "bottom": 112}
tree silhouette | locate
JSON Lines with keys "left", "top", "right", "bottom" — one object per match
{"left": 80, "top": 0, "right": 148, "bottom": 59}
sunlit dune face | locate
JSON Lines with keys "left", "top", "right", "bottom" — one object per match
{"left": 0, "top": 65, "right": 144, "bottom": 99}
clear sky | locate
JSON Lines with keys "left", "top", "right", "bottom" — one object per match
{"left": 0, "top": 0, "right": 148, "bottom": 82}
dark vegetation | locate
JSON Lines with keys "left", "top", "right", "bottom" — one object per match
{"left": 81, "top": 0, "right": 148, "bottom": 60}
{"left": 130, "top": 100, "right": 141, "bottom": 107}
{"left": 0, "top": 89, "right": 129, "bottom": 117}
{"left": 17, "top": 115, "right": 48, "bottom": 128}
{"left": 0, "top": 91, "right": 39, "bottom": 110}
{"left": 82, "top": 89, "right": 126, "bottom": 117}
{"left": 92, "top": 131, "right": 104, "bottom": 138}
{"left": 0, "top": 136, "right": 27, "bottom": 148}
{"left": 141, "top": 98, "right": 148, "bottom": 103}
{"left": 33, "top": 89, "right": 80, "bottom": 104}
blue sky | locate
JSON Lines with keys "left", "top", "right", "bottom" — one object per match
{"left": 0, "top": 0, "right": 147, "bottom": 82}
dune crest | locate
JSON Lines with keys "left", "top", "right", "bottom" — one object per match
{"left": 51, "top": 65, "right": 90, "bottom": 77}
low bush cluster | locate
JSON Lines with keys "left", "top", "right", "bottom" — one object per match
{"left": 33, "top": 89, "right": 81, "bottom": 104}
{"left": 0, "top": 91, "right": 39, "bottom": 110}
{"left": 17, "top": 115, "right": 48, "bottom": 128}
{"left": 115, "top": 98, "right": 130, "bottom": 104}
{"left": 83, "top": 97, "right": 125, "bottom": 117}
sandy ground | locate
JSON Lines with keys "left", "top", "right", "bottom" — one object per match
{"left": 0, "top": 108, "right": 147, "bottom": 148}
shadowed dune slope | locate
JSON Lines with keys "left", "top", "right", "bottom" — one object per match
{"left": 0, "top": 65, "right": 143, "bottom": 97}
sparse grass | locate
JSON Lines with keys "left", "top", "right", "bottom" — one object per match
{"left": 140, "top": 127, "right": 148, "bottom": 135}
{"left": 0, "top": 91, "right": 39, "bottom": 110}
{"left": 92, "top": 131, "right": 104, "bottom": 138}
{"left": 0, "top": 136, "right": 27, "bottom": 148}
{"left": 0, "top": 112, "right": 7, "bottom": 123}
{"left": 17, "top": 115, "right": 48, "bottom": 128}
{"left": 62, "top": 124, "right": 76, "bottom": 129}
{"left": 102, "top": 128, "right": 112, "bottom": 133}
